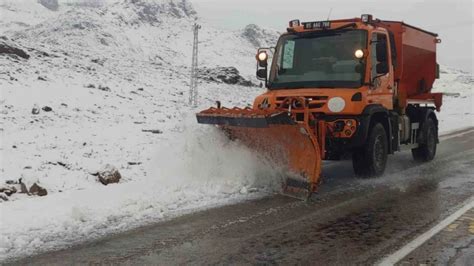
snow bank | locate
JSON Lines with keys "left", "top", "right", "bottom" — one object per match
{"left": 0, "top": 116, "right": 282, "bottom": 260}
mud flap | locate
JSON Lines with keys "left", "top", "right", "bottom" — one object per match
{"left": 197, "top": 110, "right": 322, "bottom": 200}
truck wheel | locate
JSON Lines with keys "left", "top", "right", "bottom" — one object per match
{"left": 352, "top": 123, "right": 388, "bottom": 177}
{"left": 412, "top": 118, "right": 437, "bottom": 162}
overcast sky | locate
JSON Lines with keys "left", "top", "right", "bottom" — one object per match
{"left": 191, "top": 0, "right": 473, "bottom": 74}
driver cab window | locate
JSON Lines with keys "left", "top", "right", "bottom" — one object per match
{"left": 371, "top": 33, "right": 389, "bottom": 78}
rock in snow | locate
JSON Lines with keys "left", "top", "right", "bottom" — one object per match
{"left": 31, "top": 104, "right": 40, "bottom": 115}
{"left": 29, "top": 183, "right": 48, "bottom": 196}
{"left": 97, "top": 85, "right": 111, "bottom": 92}
{"left": 0, "top": 41, "right": 30, "bottom": 59}
{"left": 0, "top": 40, "right": 30, "bottom": 59}
{"left": 0, "top": 185, "right": 17, "bottom": 196}
{"left": 97, "top": 165, "right": 122, "bottom": 185}
{"left": 0, "top": 193, "right": 9, "bottom": 202}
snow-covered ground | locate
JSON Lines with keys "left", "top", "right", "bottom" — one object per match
{"left": 432, "top": 67, "right": 473, "bottom": 133}
{"left": 0, "top": 0, "right": 472, "bottom": 261}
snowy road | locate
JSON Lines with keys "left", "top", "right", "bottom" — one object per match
{"left": 8, "top": 128, "right": 474, "bottom": 265}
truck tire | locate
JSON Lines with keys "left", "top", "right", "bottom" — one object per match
{"left": 412, "top": 118, "right": 437, "bottom": 162}
{"left": 352, "top": 123, "right": 388, "bottom": 177}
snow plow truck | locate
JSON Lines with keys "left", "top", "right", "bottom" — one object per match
{"left": 196, "top": 15, "right": 442, "bottom": 199}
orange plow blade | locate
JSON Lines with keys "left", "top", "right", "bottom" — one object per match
{"left": 196, "top": 106, "right": 323, "bottom": 200}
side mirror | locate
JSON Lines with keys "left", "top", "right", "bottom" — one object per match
{"left": 256, "top": 51, "right": 268, "bottom": 67}
{"left": 255, "top": 48, "right": 274, "bottom": 85}
{"left": 376, "top": 62, "right": 388, "bottom": 74}
{"left": 256, "top": 69, "right": 267, "bottom": 79}
{"left": 256, "top": 49, "right": 269, "bottom": 82}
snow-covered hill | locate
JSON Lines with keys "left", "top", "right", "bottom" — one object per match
{"left": 0, "top": 0, "right": 282, "bottom": 260}
{"left": 0, "top": 0, "right": 472, "bottom": 261}
{"left": 0, "top": 0, "right": 280, "bottom": 193}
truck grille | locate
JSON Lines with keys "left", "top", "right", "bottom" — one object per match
{"left": 275, "top": 96, "right": 328, "bottom": 110}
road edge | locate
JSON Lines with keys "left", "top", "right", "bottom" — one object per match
{"left": 377, "top": 196, "right": 474, "bottom": 265}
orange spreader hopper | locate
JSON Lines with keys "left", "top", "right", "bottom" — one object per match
{"left": 196, "top": 98, "right": 325, "bottom": 199}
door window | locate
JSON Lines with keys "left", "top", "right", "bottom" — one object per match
{"left": 370, "top": 33, "right": 389, "bottom": 79}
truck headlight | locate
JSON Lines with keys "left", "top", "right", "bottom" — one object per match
{"left": 328, "top": 97, "right": 345, "bottom": 112}
{"left": 257, "top": 51, "right": 268, "bottom": 62}
{"left": 354, "top": 49, "right": 364, "bottom": 59}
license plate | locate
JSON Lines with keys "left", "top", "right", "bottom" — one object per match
{"left": 303, "top": 21, "right": 331, "bottom": 30}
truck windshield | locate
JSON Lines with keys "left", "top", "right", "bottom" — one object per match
{"left": 269, "top": 30, "right": 368, "bottom": 89}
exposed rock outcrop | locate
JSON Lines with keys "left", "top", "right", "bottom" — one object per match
{"left": 0, "top": 41, "right": 30, "bottom": 59}
{"left": 38, "top": 0, "right": 59, "bottom": 11}
{"left": 199, "top": 67, "right": 255, "bottom": 87}
{"left": 123, "top": 0, "right": 197, "bottom": 25}
{"left": 241, "top": 24, "right": 279, "bottom": 48}
{"left": 0, "top": 185, "right": 17, "bottom": 196}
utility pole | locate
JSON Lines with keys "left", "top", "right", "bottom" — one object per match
{"left": 189, "top": 23, "right": 201, "bottom": 107}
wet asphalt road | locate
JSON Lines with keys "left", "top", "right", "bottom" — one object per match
{"left": 10, "top": 128, "right": 474, "bottom": 265}
{"left": 398, "top": 207, "right": 474, "bottom": 265}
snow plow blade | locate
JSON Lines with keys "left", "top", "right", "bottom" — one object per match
{"left": 196, "top": 106, "right": 323, "bottom": 200}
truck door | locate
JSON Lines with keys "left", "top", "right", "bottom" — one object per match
{"left": 369, "top": 32, "right": 393, "bottom": 109}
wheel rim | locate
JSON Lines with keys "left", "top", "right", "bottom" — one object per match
{"left": 374, "top": 136, "right": 385, "bottom": 170}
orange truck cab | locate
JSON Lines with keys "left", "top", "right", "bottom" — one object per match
{"left": 197, "top": 14, "right": 442, "bottom": 198}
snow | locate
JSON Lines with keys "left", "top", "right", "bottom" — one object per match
{"left": 0, "top": 0, "right": 282, "bottom": 260}
{"left": 0, "top": 0, "right": 57, "bottom": 34}
{"left": 0, "top": 0, "right": 472, "bottom": 262}
{"left": 0, "top": 120, "right": 282, "bottom": 260}
{"left": 432, "top": 67, "right": 474, "bottom": 133}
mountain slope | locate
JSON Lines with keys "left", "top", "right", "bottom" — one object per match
{"left": 0, "top": 1, "right": 282, "bottom": 260}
